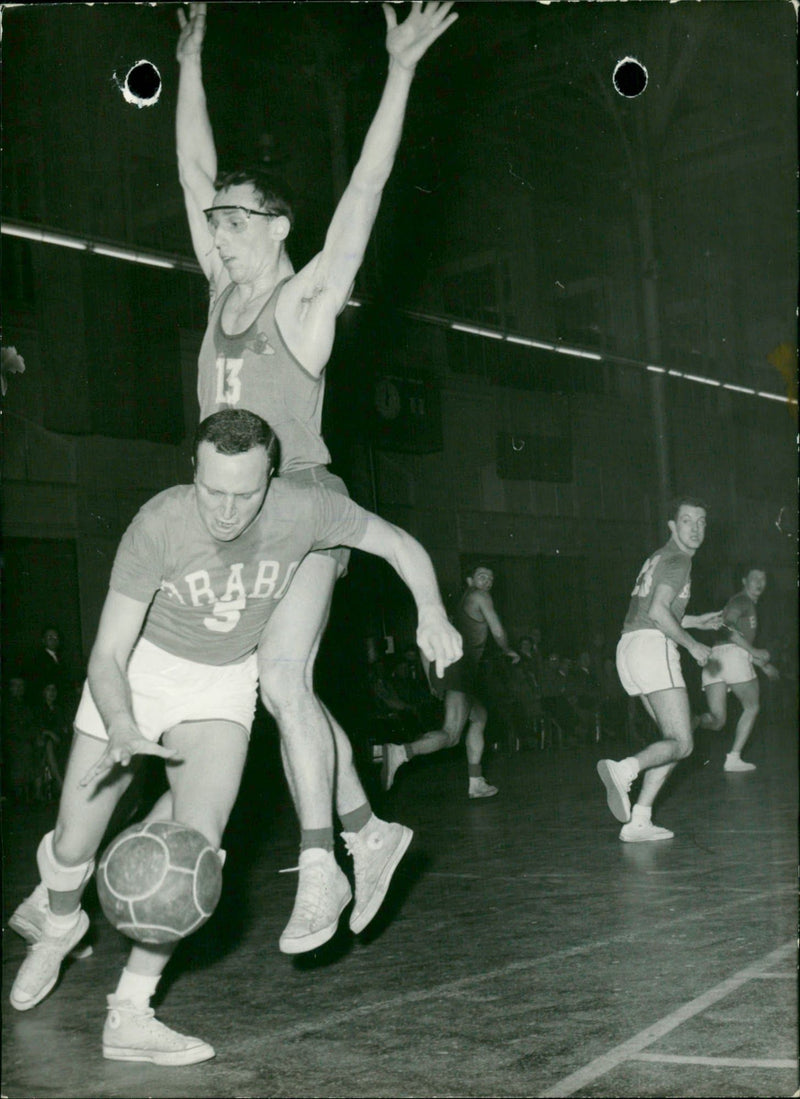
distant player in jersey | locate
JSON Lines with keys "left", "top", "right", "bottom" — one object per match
{"left": 8, "top": 410, "right": 461, "bottom": 1065}
{"left": 382, "top": 565, "right": 520, "bottom": 799}
{"left": 174, "top": 1, "right": 458, "bottom": 953}
{"left": 597, "top": 499, "right": 723, "bottom": 842}
{"left": 695, "top": 568, "right": 779, "bottom": 772}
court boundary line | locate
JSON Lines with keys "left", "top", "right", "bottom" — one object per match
{"left": 265, "top": 890, "right": 790, "bottom": 1044}
{"left": 632, "top": 1052, "right": 797, "bottom": 1069}
{"left": 539, "top": 941, "right": 796, "bottom": 1097}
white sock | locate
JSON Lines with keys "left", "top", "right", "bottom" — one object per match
{"left": 622, "top": 757, "right": 641, "bottom": 778}
{"left": 727, "top": 751, "right": 740, "bottom": 759}
{"left": 115, "top": 967, "right": 160, "bottom": 1009}
{"left": 631, "top": 804, "right": 651, "bottom": 823}
{"left": 43, "top": 908, "right": 81, "bottom": 937}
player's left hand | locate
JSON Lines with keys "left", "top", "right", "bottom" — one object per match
{"left": 506, "top": 650, "right": 521, "bottom": 664}
{"left": 761, "top": 661, "right": 780, "bottom": 681}
{"left": 383, "top": 1, "right": 459, "bottom": 72}
{"left": 416, "top": 606, "right": 462, "bottom": 677}
{"left": 695, "top": 610, "right": 724, "bottom": 630}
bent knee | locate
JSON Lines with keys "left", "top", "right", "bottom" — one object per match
{"left": 676, "top": 735, "right": 694, "bottom": 760}
{"left": 259, "top": 660, "right": 313, "bottom": 710}
{"left": 705, "top": 714, "right": 726, "bottom": 732}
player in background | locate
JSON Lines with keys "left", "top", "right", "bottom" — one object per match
{"left": 174, "top": 0, "right": 458, "bottom": 953}
{"left": 8, "top": 410, "right": 461, "bottom": 1065}
{"left": 382, "top": 565, "right": 519, "bottom": 799}
{"left": 694, "top": 567, "right": 779, "bottom": 772}
{"left": 597, "top": 499, "right": 723, "bottom": 842}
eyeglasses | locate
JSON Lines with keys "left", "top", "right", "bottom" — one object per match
{"left": 203, "top": 206, "right": 281, "bottom": 233}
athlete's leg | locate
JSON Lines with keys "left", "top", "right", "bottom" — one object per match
{"left": 634, "top": 687, "right": 693, "bottom": 808}
{"left": 728, "top": 678, "right": 760, "bottom": 756}
{"left": 381, "top": 691, "right": 469, "bottom": 791}
{"left": 104, "top": 720, "right": 246, "bottom": 1065}
{"left": 10, "top": 733, "right": 134, "bottom": 1010}
{"left": 696, "top": 681, "right": 728, "bottom": 732}
{"left": 258, "top": 553, "right": 367, "bottom": 836}
{"left": 464, "top": 699, "right": 488, "bottom": 767}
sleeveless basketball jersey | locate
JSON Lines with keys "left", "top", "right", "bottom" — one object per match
{"left": 454, "top": 592, "right": 489, "bottom": 667}
{"left": 197, "top": 279, "right": 331, "bottom": 474}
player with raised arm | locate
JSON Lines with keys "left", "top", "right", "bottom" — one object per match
{"left": 174, "top": 0, "right": 459, "bottom": 954}
{"left": 597, "top": 498, "right": 723, "bottom": 842}
{"left": 695, "top": 567, "right": 779, "bottom": 772}
{"left": 8, "top": 409, "right": 461, "bottom": 1065}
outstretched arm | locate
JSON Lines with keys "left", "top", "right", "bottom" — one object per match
{"left": 476, "top": 592, "right": 520, "bottom": 663}
{"left": 80, "top": 591, "right": 178, "bottom": 787}
{"left": 351, "top": 515, "right": 462, "bottom": 676}
{"left": 175, "top": 2, "right": 224, "bottom": 285}
{"left": 280, "top": 1, "right": 458, "bottom": 374}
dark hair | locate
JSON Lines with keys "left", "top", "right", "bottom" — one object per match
{"left": 193, "top": 410, "right": 280, "bottom": 471}
{"left": 215, "top": 168, "right": 295, "bottom": 227}
{"left": 670, "top": 495, "right": 709, "bottom": 521}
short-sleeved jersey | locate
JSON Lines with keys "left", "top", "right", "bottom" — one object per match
{"left": 110, "top": 481, "right": 367, "bottom": 665}
{"left": 722, "top": 591, "right": 758, "bottom": 644}
{"left": 197, "top": 279, "right": 331, "bottom": 474}
{"left": 622, "top": 537, "right": 693, "bottom": 635}
{"left": 454, "top": 591, "right": 489, "bottom": 667}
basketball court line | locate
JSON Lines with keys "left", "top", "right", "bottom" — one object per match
{"left": 265, "top": 889, "right": 790, "bottom": 1045}
{"left": 631, "top": 1052, "right": 797, "bottom": 1069}
{"left": 539, "top": 940, "right": 796, "bottom": 1097}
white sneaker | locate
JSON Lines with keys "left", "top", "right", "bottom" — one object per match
{"left": 103, "top": 996, "right": 215, "bottom": 1066}
{"left": 10, "top": 910, "right": 90, "bottom": 1011}
{"left": 342, "top": 817, "right": 413, "bottom": 933}
{"left": 9, "top": 884, "right": 93, "bottom": 958}
{"left": 381, "top": 743, "right": 407, "bottom": 791}
{"left": 724, "top": 755, "right": 756, "bottom": 772}
{"left": 278, "top": 849, "right": 352, "bottom": 954}
{"left": 619, "top": 819, "right": 674, "bottom": 843}
{"left": 469, "top": 777, "right": 499, "bottom": 799}
{"left": 597, "top": 759, "right": 635, "bottom": 822}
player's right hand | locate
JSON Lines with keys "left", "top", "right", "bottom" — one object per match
{"left": 690, "top": 641, "right": 713, "bottom": 668}
{"left": 416, "top": 607, "right": 462, "bottom": 678}
{"left": 176, "top": 2, "right": 207, "bottom": 63}
{"left": 752, "top": 648, "right": 771, "bottom": 666}
{"left": 80, "top": 720, "right": 178, "bottom": 788}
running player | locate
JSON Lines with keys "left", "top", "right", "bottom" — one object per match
{"left": 597, "top": 498, "right": 723, "bottom": 842}
{"left": 175, "top": 1, "right": 458, "bottom": 952}
{"left": 8, "top": 410, "right": 461, "bottom": 1064}
{"left": 695, "top": 567, "right": 779, "bottom": 772}
{"left": 382, "top": 565, "right": 519, "bottom": 799}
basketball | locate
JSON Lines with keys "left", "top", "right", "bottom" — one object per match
{"left": 97, "top": 821, "right": 223, "bottom": 944}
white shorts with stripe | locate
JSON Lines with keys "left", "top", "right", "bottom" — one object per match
{"left": 701, "top": 642, "right": 756, "bottom": 690}
{"left": 616, "top": 629, "right": 685, "bottom": 697}
{"left": 74, "top": 637, "right": 259, "bottom": 744}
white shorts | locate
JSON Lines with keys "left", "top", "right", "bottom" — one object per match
{"left": 702, "top": 643, "right": 756, "bottom": 689}
{"left": 616, "top": 630, "right": 685, "bottom": 697}
{"left": 74, "top": 638, "right": 258, "bottom": 743}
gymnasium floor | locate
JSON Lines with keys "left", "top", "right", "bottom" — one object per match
{"left": 2, "top": 701, "right": 797, "bottom": 1099}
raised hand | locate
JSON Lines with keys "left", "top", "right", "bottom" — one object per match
{"left": 177, "top": 2, "right": 207, "bottom": 64}
{"left": 383, "top": 1, "right": 458, "bottom": 72}
{"left": 80, "top": 719, "right": 178, "bottom": 789}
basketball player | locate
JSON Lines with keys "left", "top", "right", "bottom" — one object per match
{"left": 695, "top": 567, "right": 779, "bottom": 772}
{"left": 174, "top": 1, "right": 458, "bottom": 952}
{"left": 382, "top": 565, "right": 519, "bottom": 799}
{"left": 9, "top": 410, "right": 461, "bottom": 1065}
{"left": 597, "top": 498, "right": 723, "bottom": 842}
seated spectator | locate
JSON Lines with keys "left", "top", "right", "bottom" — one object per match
{"left": 2, "top": 674, "right": 38, "bottom": 803}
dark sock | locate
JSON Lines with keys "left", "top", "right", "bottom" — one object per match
{"left": 300, "top": 828, "right": 334, "bottom": 853}
{"left": 468, "top": 763, "right": 482, "bottom": 778}
{"left": 340, "top": 803, "right": 372, "bottom": 834}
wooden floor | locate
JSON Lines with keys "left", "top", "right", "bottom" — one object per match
{"left": 2, "top": 693, "right": 797, "bottom": 1099}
